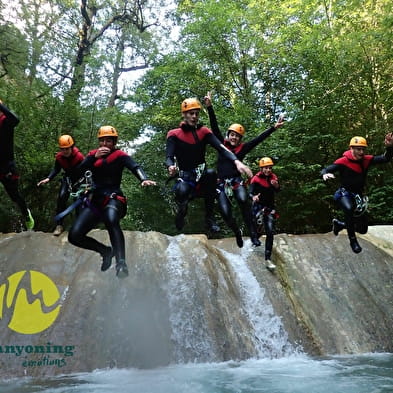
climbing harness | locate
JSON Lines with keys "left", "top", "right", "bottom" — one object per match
{"left": 54, "top": 170, "right": 94, "bottom": 222}
{"left": 70, "top": 170, "right": 93, "bottom": 199}
{"left": 353, "top": 194, "right": 369, "bottom": 217}
{"left": 333, "top": 188, "right": 369, "bottom": 216}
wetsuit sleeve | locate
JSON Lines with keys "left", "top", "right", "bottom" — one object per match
{"left": 165, "top": 135, "right": 176, "bottom": 167}
{"left": 124, "top": 156, "right": 148, "bottom": 182}
{"left": 321, "top": 163, "right": 340, "bottom": 176}
{"left": 0, "top": 102, "right": 19, "bottom": 127}
{"left": 371, "top": 147, "right": 393, "bottom": 164}
{"left": 248, "top": 182, "right": 257, "bottom": 196}
{"left": 242, "top": 126, "right": 276, "bottom": 155}
{"left": 47, "top": 160, "right": 62, "bottom": 180}
{"left": 272, "top": 174, "right": 281, "bottom": 192}
{"left": 72, "top": 155, "right": 96, "bottom": 180}
{"left": 207, "top": 106, "right": 224, "bottom": 143}
{"left": 206, "top": 133, "right": 238, "bottom": 162}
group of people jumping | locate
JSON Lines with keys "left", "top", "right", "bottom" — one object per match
{"left": 1, "top": 96, "right": 392, "bottom": 278}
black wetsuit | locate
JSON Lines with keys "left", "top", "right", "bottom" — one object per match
{"left": 47, "top": 147, "right": 85, "bottom": 225}
{"left": 321, "top": 148, "right": 393, "bottom": 239}
{"left": 166, "top": 121, "right": 239, "bottom": 230}
{"left": 207, "top": 105, "right": 276, "bottom": 241}
{"left": 249, "top": 171, "right": 280, "bottom": 260}
{"left": 68, "top": 148, "right": 148, "bottom": 266}
{"left": 0, "top": 102, "right": 29, "bottom": 218}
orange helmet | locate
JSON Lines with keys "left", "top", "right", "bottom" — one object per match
{"left": 228, "top": 123, "right": 245, "bottom": 137}
{"left": 349, "top": 136, "right": 368, "bottom": 147}
{"left": 181, "top": 98, "right": 202, "bottom": 113}
{"left": 97, "top": 125, "right": 118, "bottom": 139}
{"left": 259, "top": 157, "right": 274, "bottom": 167}
{"left": 58, "top": 135, "right": 74, "bottom": 148}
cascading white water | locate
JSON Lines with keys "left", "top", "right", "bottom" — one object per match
{"left": 165, "top": 235, "right": 296, "bottom": 362}
{"left": 220, "top": 242, "right": 296, "bottom": 358}
{"left": 165, "top": 235, "right": 216, "bottom": 363}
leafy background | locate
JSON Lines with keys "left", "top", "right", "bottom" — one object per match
{"left": 1, "top": 0, "right": 392, "bottom": 236}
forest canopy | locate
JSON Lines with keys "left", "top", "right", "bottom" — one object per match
{"left": 1, "top": 0, "right": 393, "bottom": 236}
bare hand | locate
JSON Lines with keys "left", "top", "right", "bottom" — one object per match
{"left": 235, "top": 160, "right": 253, "bottom": 178}
{"left": 274, "top": 115, "right": 285, "bottom": 129}
{"left": 203, "top": 91, "right": 212, "bottom": 107}
{"left": 37, "top": 178, "right": 50, "bottom": 186}
{"left": 271, "top": 179, "right": 279, "bottom": 188}
{"left": 168, "top": 165, "right": 177, "bottom": 177}
{"left": 252, "top": 193, "right": 260, "bottom": 202}
{"left": 95, "top": 147, "right": 111, "bottom": 158}
{"left": 141, "top": 180, "right": 156, "bottom": 187}
{"left": 384, "top": 132, "right": 393, "bottom": 147}
{"left": 322, "top": 173, "right": 335, "bottom": 181}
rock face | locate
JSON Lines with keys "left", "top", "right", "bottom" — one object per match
{"left": 0, "top": 226, "right": 393, "bottom": 377}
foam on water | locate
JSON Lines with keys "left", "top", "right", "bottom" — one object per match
{"left": 2, "top": 353, "right": 393, "bottom": 393}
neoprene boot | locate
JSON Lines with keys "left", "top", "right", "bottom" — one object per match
{"left": 349, "top": 237, "right": 362, "bottom": 254}
{"left": 265, "top": 259, "right": 276, "bottom": 271}
{"left": 116, "top": 259, "right": 129, "bottom": 278}
{"left": 250, "top": 232, "right": 261, "bottom": 247}
{"left": 234, "top": 230, "right": 243, "bottom": 248}
{"left": 53, "top": 225, "right": 64, "bottom": 236}
{"left": 101, "top": 246, "right": 114, "bottom": 271}
{"left": 332, "top": 219, "right": 345, "bottom": 236}
{"left": 175, "top": 202, "right": 188, "bottom": 230}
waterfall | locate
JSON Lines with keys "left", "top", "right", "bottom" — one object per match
{"left": 165, "top": 235, "right": 296, "bottom": 363}
{"left": 165, "top": 236, "right": 216, "bottom": 363}
{"left": 221, "top": 243, "right": 295, "bottom": 358}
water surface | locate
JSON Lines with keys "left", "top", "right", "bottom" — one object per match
{"left": 2, "top": 353, "right": 393, "bottom": 393}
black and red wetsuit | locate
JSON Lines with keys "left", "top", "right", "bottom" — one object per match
{"left": 68, "top": 148, "right": 148, "bottom": 267}
{"left": 207, "top": 105, "right": 276, "bottom": 244}
{"left": 0, "top": 102, "right": 30, "bottom": 218}
{"left": 49, "top": 147, "right": 85, "bottom": 183}
{"left": 321, "top": 147, "right": 393, "bottom": 239}
{"left": 47, "top": 147, "right": 85, "bottom": 225}
{"left": 166, "top": 121, "right": 238, "bottom": 230}
{"left": 208, "top": 106, "right": 276, "bottom": 179}
{"left": 249, "top": 171, "right": 280, "bottom": 259}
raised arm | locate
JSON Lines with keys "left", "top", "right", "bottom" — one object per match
{"left": 203, "top": 92, "right": 224, "bottom": 143}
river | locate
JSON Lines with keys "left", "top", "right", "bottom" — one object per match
{"left": 1, "top": 353, "right": 393, "bottom": 392}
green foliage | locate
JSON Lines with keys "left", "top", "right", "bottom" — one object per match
{"left": 1, "top": 0, "right": 393, "bottom": 237}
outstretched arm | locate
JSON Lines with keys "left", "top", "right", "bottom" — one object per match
{"left": 242, "top": 117, "right": 285, "bottom": 155}
{"left": 204, "top": 92, "right": 224, "bottom": 143}
{"left": 124, "top": 155, "right": 156, "bottom": 185}
{"left": 371, "top": 132, "right": 393, "bottom": 164}
{"left": 321, "top": 164, "right": 338, "bottom": 181}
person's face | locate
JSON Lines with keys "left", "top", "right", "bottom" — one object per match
{"left": 351, "top": 146, "right": 366, "bottom": 161}
{"left": 60, "top": 147, "right": 73, "bottom": 157}
{"left": 99, "top": 137, "right": 116, "bottom": 151}
{"left": 261, "top": 166, "right": 273, "bottom": 175}
{"left": 227, "top": 131, "right": 242, "bottom": 147}
{"left": 183, "top": 109, "right": 200, "bottom": 127}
